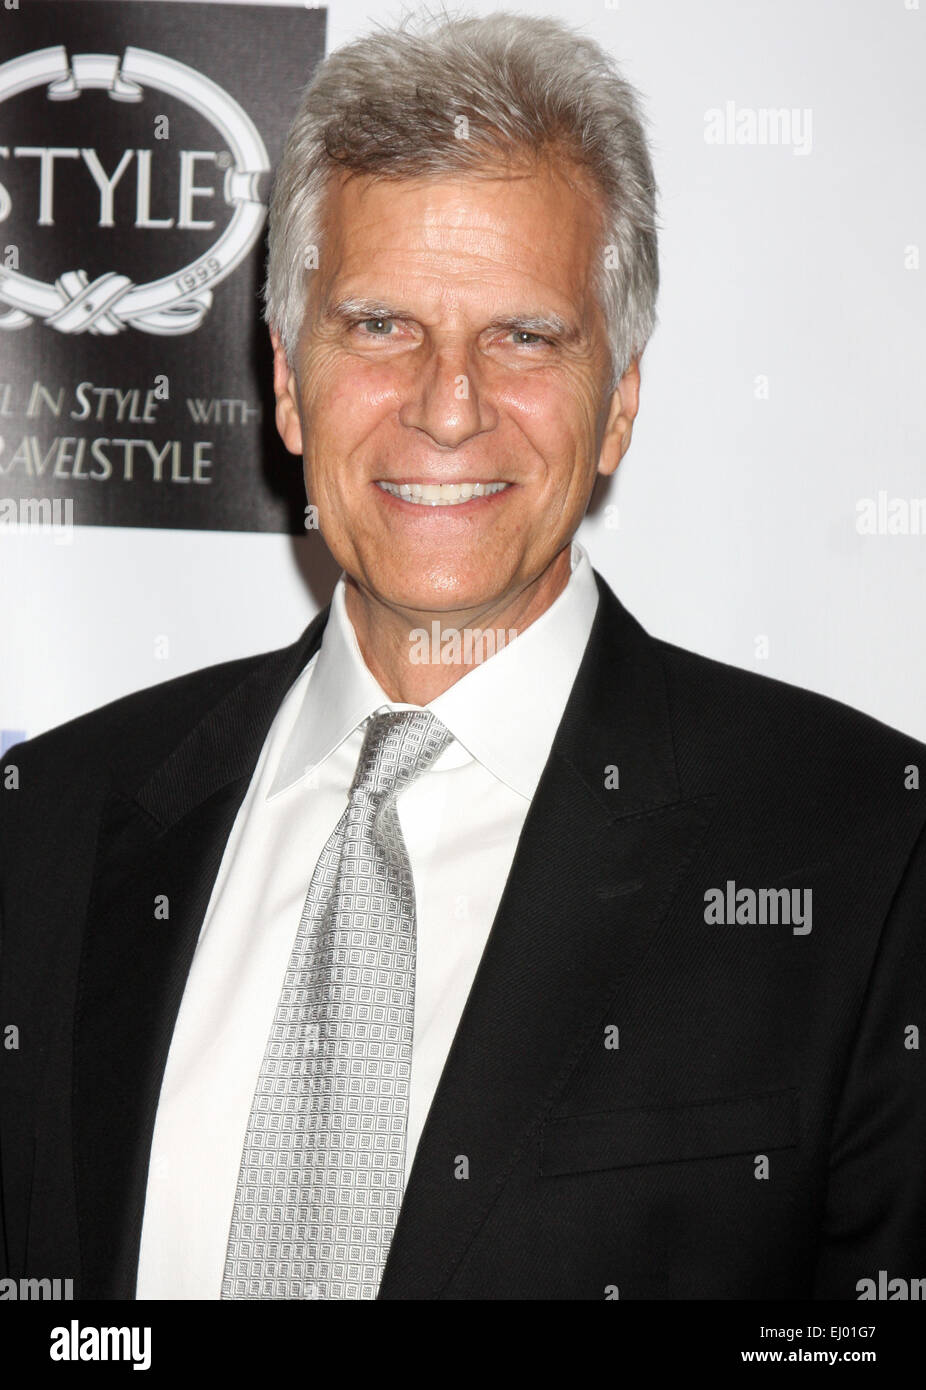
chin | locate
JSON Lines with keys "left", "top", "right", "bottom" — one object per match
{"left": 379, "top": 572, "right": 496, "bottom": 615}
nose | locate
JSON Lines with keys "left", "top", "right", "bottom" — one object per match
{"left": 398, "top": 344, "right": 497, "bottom": 449}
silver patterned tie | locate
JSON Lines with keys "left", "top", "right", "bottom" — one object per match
{"left": 221, "top": 708, "right": 453, "bottom": 1300}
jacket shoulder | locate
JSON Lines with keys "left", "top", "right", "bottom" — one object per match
{"left": 654, "top": 636, "right": 926, "bottom": 797}
{"left": 3, "top": 648, "right": 280, "bottom": 792}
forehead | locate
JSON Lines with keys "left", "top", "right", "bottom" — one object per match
{"left": 315, "top": 158, "right": 606, "bottom": 316}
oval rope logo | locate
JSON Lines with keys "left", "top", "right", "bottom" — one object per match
{"left": 0, "top": 45, "right": 270, "bottom": 336}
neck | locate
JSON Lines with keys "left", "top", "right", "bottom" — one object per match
{"left": 344, "top": 549, "right": 573, "bottom": 704}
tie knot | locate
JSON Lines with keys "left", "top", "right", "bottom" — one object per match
{"left": 350, "top": 709, "right": 453, "bottom": 803}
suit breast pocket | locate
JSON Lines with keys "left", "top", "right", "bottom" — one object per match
{"left": 539, "top": 1088, "right": 800, "bottom": 1177}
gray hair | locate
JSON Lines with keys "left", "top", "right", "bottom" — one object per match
{"left": 266, "top": 10, "right": 659, "bottom": 390}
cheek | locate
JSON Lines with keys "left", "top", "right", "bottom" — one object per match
{"left": 302, "top": 358, "right": 399, "bottom": 458}
{"left": 498, "top": 378, "right": 599, "bottom": 482}
{"left": 332, "top": 358, "right": 392, "bottom": 407}
{"left": 301, "top": 360, "right": 352, "bottom": 435}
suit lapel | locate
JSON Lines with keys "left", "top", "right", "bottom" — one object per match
{"left": 379, "top": 576, "right": 716, "bottom": 1298}
{"left": 71, "top": 609, "right": 329, "bottom": 1298}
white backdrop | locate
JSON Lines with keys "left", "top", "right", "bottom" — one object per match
{"left": 3, "top": 0, "right": 924, "bottom": 745}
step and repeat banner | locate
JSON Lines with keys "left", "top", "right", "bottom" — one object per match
{"left": 2, "top": 0, "right": 924, "bottom": 746}
{"left": 0, "top": 0, "right": 322, "bottom": 533}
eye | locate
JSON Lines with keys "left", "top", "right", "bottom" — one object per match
{"left": 509, "top": 329, "right": 552, "bottom": 347}
{"left": 355, "top": 317, "right": 395, "bottom": 336}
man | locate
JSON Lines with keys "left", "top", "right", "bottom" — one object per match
{"left": 1, "top": 12, "right": 924, "bottom": 1301}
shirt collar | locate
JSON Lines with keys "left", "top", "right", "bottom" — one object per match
{"left": 269, "top": 540, "right": 599, "bottom": 800}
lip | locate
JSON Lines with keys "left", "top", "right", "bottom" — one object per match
{"left": 374, "top": 478, "right": 509, "bottom": 486}
{"left": 372, "top": 480, "right": 515, "bottom": 512}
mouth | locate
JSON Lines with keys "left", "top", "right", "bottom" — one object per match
{"left": 375, "top": 480, "right": 511, "bottom": 507}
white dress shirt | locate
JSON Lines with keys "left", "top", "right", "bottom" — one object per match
{"left": 135, "top": 541, "right": 599, "bottom": 1298}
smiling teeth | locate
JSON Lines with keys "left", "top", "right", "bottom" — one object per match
{"left": 376, "top": 480, "right": 509, "bottom": 506}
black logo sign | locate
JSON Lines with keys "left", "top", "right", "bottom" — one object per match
{"left": 0, "top": 0, "right": 326, "bottom": 532}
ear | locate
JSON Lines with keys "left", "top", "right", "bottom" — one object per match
{"left": 597, "top": 358, "right": 641, "bottom": 478}
{"left": 270, "top": 329, "right": 304, "bottom": 456}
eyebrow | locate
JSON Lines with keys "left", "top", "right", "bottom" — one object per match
{"left": 485, "top": 312, "right": 579, "bottom": 341}
{"left": 323, "top": 297, "right": 580, "bottom": 341}
{"left": 324, "top": 297, "right": 404, "bottom": 322}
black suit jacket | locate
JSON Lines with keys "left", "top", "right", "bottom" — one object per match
{"left": 1, "top": 572, "right": 925, "bottom": 1299}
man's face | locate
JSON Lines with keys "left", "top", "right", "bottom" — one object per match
{"left": 273, "top": 157, "right": 639, "bottom": 619}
